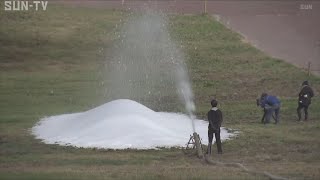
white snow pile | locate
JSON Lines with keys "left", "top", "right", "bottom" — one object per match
{"left": 32, "top": 99, "right": 235, "bottom": 149}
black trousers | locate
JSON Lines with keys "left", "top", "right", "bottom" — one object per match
{"left": 297, "top": 103, "right": 309, "bottom": 121}
{"left": 208, "top": 129, "right": 222, "bottom": 153}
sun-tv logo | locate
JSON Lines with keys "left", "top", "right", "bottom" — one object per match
{"left": 300, "top": 4, "right": 312, "bottom": 10}
{"left": 4, "top": 1, "right": 48, "bottom": 11}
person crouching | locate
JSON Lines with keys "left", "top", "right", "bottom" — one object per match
{"left": 258, "top": 93, "right": 281, "bottom": 124}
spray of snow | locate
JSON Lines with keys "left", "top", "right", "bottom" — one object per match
{"left": 32, "top": 99, "right": 234, "bottom": 149}
{"left": 105, "top": 9, "right": 197, "bottom": 132}
{"left": 176, "top": 66, "right": 196, "bottom": 132}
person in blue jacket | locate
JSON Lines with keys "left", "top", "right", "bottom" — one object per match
{"left": 258, "top": 93, "right": 281, "bottom": 124}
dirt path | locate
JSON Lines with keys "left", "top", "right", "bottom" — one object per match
{"left": 58, "top": 0, "right": 320, "bottom": 75}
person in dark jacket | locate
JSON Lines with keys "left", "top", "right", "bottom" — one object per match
{"left": 297, "top": 81, "right": 314, "bottom": 121}
{"left": 207, "top": 99, "right": 223, "bottom": 155}
{"left": 258, "top": 93, "right": 281, "bottom": 124}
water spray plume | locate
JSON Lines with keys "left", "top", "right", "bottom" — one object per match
{"left": 176, "top": 65, "right": 196, "bottom": 133}
{"left": 105, "top": 8, "right": 197, "bottom": 135}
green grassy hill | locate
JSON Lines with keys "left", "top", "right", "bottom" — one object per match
{"left": 1, "top": 4, "right": 319, "bottom": 180}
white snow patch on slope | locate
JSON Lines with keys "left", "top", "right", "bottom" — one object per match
{"left": 32, "top": 99, "right": 235, "bottom": 149}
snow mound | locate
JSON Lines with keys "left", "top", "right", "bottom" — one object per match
{"left": 32, "top": 99, "right": 234, "bottom": 149}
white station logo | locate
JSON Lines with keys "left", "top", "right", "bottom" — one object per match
{"left": 4, "top": 1, "right": 48, "bottom": 11}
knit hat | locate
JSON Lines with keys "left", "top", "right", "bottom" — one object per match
{"left": 211, "top": 99, "right": 218, "bottom": 107}
{"left": 261, "top": 93, "right": 268, "bottom": 99}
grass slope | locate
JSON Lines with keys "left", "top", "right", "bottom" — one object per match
{"left": 1, "top": 4, "right": 319, "bottom": 180}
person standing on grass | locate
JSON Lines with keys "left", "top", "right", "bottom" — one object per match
{"left": 258, "top": 93, "right": 281, "bottom": 124}
{"left": 207, "top": 99, "right": 223, "bottom": 155}
{"left": 297, "top": 80, "right": 314, "bottom": 121}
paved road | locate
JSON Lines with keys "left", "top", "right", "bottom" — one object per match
{"left": 207, "top": 1, "right": 320, "bottom": 76}
{"left": 60, "top": 0, "right": 320, "bottom": 75}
